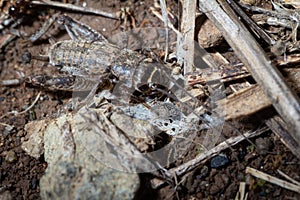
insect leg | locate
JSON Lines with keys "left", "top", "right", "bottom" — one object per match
{"left": 26, "top": 75, "right": 100, "bottom": 91}
{"left": 29, "top": 13, "right": 60, "bottom": 43}
{"left": 57, "top": 15, "right": 107, "bottom": 42}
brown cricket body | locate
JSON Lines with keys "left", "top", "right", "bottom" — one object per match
{"left": 27, "top": 15, "right": 176, "bottom": 105}
{"left": 46, "top": 38, "right": 172, "bottom": 95}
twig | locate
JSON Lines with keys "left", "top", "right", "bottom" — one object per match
{"left": 176, "top": 0, "right": 197, "bottom": 75}
{"left": 14, "top": 92, "right": 41, "bottom": 115}
{"left": 31, "top": 0, "right": 119, "bottom": 20}
{"left": 227, "top": 0, "right": 275, "bottom": 45}
{"left": 149, "top": 7, "right": 180, "bottom": 35}
{"left": 266, "top": 116, "right": 300, "bottom": 160}
{"left": 0, "top": 34, "right": 17, "bottom": 49}
{"left": 0, "top": 92, "right": 41, "bottom": 121}
{"left": 277, "top": 169, "right": 300, "bottom": 186}
{"left": 276, "top": 54, "right": 300, "bottom": 65}
{"left": 0, "top": 122, "right": 14, "bottom": 129}
{"left": 239, "top": 2, "right": 299, "bottom": 23}
{"left": 169, "top": 127, "right": 266, "bottom": 176}
{"left": 235, "top": 182, "right": 247, "bottom": 200}
{"left": 246, "top": 167, "right": 300, "bottom": 194}
{"left": 159, "top": 0, "right": 169, "bottom": 62}
{"left": 199, "top": 0, "right": 300, "bottom": 147}
{"left": 151, "top": 127, "right": 267, "bottom": 188}
{"left": 218, "top": 67, "right": 300, "bottom": 121}
{"left": 0, "top": 79, "right": 23, "bottom": 86}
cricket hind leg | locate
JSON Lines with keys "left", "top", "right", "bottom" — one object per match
{"left": 26, "top": 75, "right": 78, "bottom": 91}
{"left": 25, "top": 75, "right": 103, "bottom": 109}
{"left": 28, "top": 13, "right": 61, "bottom": 43}
{"left": 27, "top": 13, "right": 105, "bottom": 43}
{"left": 57, "top": 15, "right": 107, "bottom": 42}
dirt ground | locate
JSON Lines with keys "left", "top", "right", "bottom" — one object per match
{"left": 0, "top": 0, "right": 300, "bottom": 199}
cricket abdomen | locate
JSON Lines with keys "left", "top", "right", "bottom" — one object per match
{"left": 49, "top": 40, "right": 120, "bottom": 75}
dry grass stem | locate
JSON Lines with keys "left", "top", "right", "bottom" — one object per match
{"left": 235, "top": 182, "right": 247, "bottom": 200}
{"left": 0, "top": 92, "right": 41, "bottom": 122}
{"left": 277, "top": 169, "right": 300, "bottom": 186}
{"left": 176, "top": 0, "right": 197, "bottom": 75}
{"left": 31, "top": 0, "right": 119, "bottom": 19}
{"left": 246, "top": 167, "right": 300, "bottom": 193}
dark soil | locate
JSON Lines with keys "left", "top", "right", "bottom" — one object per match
{"left": 0, "top": 0, "right": 299, "bottom": 199}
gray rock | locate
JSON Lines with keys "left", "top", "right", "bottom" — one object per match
{"left": 40, "top": 159, "right": 138, "bottom": 200}
{"left": 0, "top": 191, "right": 12, "bottom": 200}
{"left": 22, "top": 120, "right": 46, "bottom": 159}
{"left": 3, "top": 125, "right": 14, "bottom": 136}
{"left": 255, "top": 137, "right": 273, "bottom": 155}
{"left": 24, "top": 107, "right": 140, "bottom": 200}
{"left": 198, "top": 19, "right": 224, "bottom": 48}
{"left": 5, "top": 150, "right": 17, "bottom": 163}
{"left": 210, "top": 154, "right": 229, "bottom": 168}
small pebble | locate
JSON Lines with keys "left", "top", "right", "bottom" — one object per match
{"left": 0, "top": 191, "right": 12, "bottom": 200}
{"left": 31, "top": 178, "right": 38, "bottom": 190}
{"left": 172, "top": 66, "right": 181, "bottom": 75}
{"left": 15, "top": 136, "right": 21, "bottom": 146}
{"left": 3, "top": 126, "right": 14, "bottom": 136}
{"left": 197, "top": 166, "right": 209, "bottom": 179}
{"left": 210, "top": 154, "right": 229, "bottom": 168}
{"left": 5, "top": 150, "right": 17, "bottom": 163}
{"left": 198, "top": 19, "right": 224, "bottom": 48}
{"left": 209, "top": 184, "right": 220, "bottom": 195}
{"left": 237, "top": 172, "right": 245, "bottom": 181}
{"left": 220, "top": 174, "right": 230, "bottom": 186}
{"left": 238, "top": 147, "right": 247, "bottom": 161}
{"left": 22, "top": 52, "right": 32, "bottom": 64}
{"left": 199, "top": 180, "right": 209, "bottom": 190}
{"left": 259, "top": 189, "right": 267, "bottom": 197}
{"left": 255, "top": 137, "right": 273, "bottom": 155}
